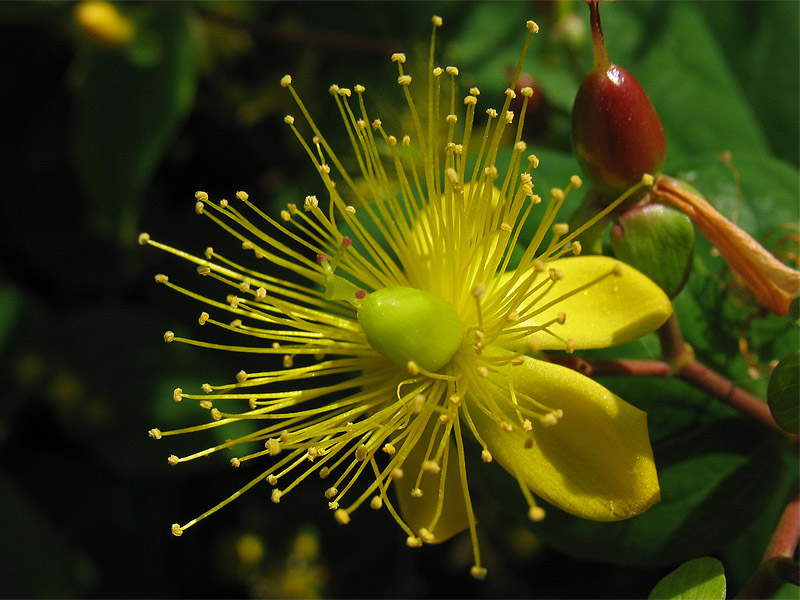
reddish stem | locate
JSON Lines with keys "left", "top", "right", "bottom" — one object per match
{"left": 586, "top": 1, "right": 610, "bottom": 70}
{"left": 765, "top": 484, "right": 800, "bottom": 562}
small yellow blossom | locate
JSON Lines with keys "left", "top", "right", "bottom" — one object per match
{"left": 143, "top": 17, "right": 671, "bottom": 577}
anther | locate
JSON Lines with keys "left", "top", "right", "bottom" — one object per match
{"left": 433, "top": 67, "right": 443, "bottom": 77}
{"left": 210, "top": 408, "right": 222, "bottom": 420}
{"left": 641, "top": 173, "right": 655, "bottom": 186}
{"left": 432, "top": 15, "right": 442, "bottom": 26}
{"left": 446, "top": 167, "right": 458, "bottom": 183}
{"left": 267, "top": 474, "right": 278, "bottom": 486}
{"left": 334, "top": 509, "right": 351, "bottom": 524}
{"left": 304, "top": 195, "right": 319, "bottom": 211}
{"left": 163, "top": 331, "right": 175, "bottom": 343}
{"left": 556, "top": 312, "right": 566, "bottom": 324}
{"left": 571, "top": 241, "right": 582, "bottom": 255}
{"left": 372, "top": 119, "right": 381, "bottom": 129}
{"left": 148, "top": 428, "right": 162, "bottom": 440}
{"left": 195, "top": 191, "right": 209, "bottom": 202}
{"left": 477, "top": 366, "right": 489, "bottom": 378}
{"left": 407, "top": 361, "right": 420, "bottom": 376}
{"left": 201, "top": 383, "right": 212, "bottom": 393}
{"left": 422, "top": 460, "right": 441, "bottom": 474}
{"left": 266, "top": 438, "right": 281, "bottom": 456}
{"left": 506, "top": 310, "right": 519, "bottom": 322}
{"left": 329, "top": 84, "right": 339, "bottom": 95}
{"left": 197, "top": 265, "right": 211, "bottom": 276}
{"left": 439, "top": 414, "right": 451, "bottom": 424}
{"left": 382, "top": 443, "right": 396, "bottom": 456}
{"left": 171, "top": 523, "right": 183, "bottom": 537}
{"left": 523, "top": 419, "right": 533, "bottom": 431}
{"left": 324, "top": 487, "right": 338, "bottom": 499}
{"left": 500, "top": 421, "right": 513, "bottom": 432}
{"left": 391, "top": 53, "right": 406, "bottom": 63}
{"left": 528, "top": 154, "right": 540, "bottom": 168}
{"left": 173, "top": 387, "right": 183, "bottom": 402}
{"left": 195, "top": 201, "right": 204, "bottom": 214}
{"left": 528, "top": 506, "right": 546, "bottom": 521}
{"left": 470, "top": 566, "right": 488, "bottom": 580}
{"left": 521, "top": 86, "right": 534, "bottom": 98}
{"left": 283, "top": 355, "right": 293, "bottom": 368}
{"left": 355, "top": 444, "right": 369, "bottom": 461}
{"left": 319, "top": 467, "right": 330, "bottom": 479}
{"left": 553, "top": 223, "right": 569, "bottom": 236}
{"left": 236, "top": 370, "right": 248, "bottom": 383}
{"left": 406, "top": 536, "right": 422, "bottom": 548}
{"left": 256, "top": 287, "right": 267, "bottom": 300}
{"left": 271, "top": 489, "right": 282, "bottom": 503}
{"left": 168, "top": 455, "right": 179, "bottom": 466}
{"left": 199, "top": 400, "right": 213, "bottom": 410}
{"left": 449, "top": 394, "right": 462, "bottom": 407}
{"left": 402, "top": 135, "right": 410, "bottom": 146}
{"left": 481, "top": 449, "right": 493, "bottom": 463}
{"left": 397, "top": 75, "right": 412, "bottom": 86}
{"left": 526, "top": 20, "right": 539, "bottom": 33}
{"left": 472, "top": 283, "right": 487, "bottom": 299}
{"left": 370, "top": 496, "right": 383, "bottom": 510}
{"left": 419, "top": 528, "right": 435, "bottom": 543}
{"left": 354, "top": 84, "right": 365, "bottom": 94}
{"left": 390, "top": 468, "right": 404, "bottom": 480}
{"left": 155, "top": 274, "right": 168, "bottom": 284}
{"left": 138, "top": 232, "right": 150, "bottom": 245}
{"left": 280, "top": 74, "right": 292, "bottom": 87}
{"left": 338, "top": 87, "right": 351, "bottom": 97}
{"left": 445, "top": 66, "right": 458, "bottom": 76}
{"left": 410, "top": 488, "right": 423, "bottom": 498}
{"left": 281, "top": 209, "right": 291, "bottom": 221}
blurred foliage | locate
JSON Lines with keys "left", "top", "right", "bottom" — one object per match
{"left": 0, "top": 1, "right": 797, "bottom": 598}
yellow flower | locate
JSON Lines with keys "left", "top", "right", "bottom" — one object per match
{"left": 143, "top": 17, "right": 671, "bottom": 578}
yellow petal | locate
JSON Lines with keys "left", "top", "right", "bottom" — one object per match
{"left": 501, "top": 255, "right": 672, "bottom": 351}
{"left": 469, "top": 353, "right": 660, "bottom": 520}
{"left": 393, "top": 420, "right": 470, "bottom": 543}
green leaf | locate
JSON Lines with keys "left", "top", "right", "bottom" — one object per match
{"left": 629, "top": 3, "right": 770, "bottom": 165}
{"left": 768, "top": 351, "right": 800, "bottom": 434}
{"left": 648, "top": 557, "right": 726, "bottom": 600}
{"left": 772, "top": 583, "right": 800, "bottom": 599}
{"left": 74, "top": 4, "right": 198, "bottom": 242}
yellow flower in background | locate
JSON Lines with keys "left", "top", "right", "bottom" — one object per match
{"left": 143, "top": 17, "right": 671, "bottom": 578}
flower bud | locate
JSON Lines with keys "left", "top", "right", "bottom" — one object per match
{"left": 571, "top": 1, "right": 666, "bottom": 198}
{"left": 610, "top": 202, "right": 694, "bottom": 299}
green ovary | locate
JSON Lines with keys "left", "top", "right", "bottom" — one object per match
{"left": 357, "top": 286, "right": 463, "bottom": 372}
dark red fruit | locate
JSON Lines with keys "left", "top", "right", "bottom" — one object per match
{"left": 571, "top": 1, "right": 666, "bottom": 198}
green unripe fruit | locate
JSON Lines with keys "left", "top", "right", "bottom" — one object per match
{"left": 358, "top": 286, "right": 463, "bottom": 372}
{"left": 571, "top": 1, "right": 666, "bottom": 198}
{"left": 610, "top": 202, "right": 694, "bottom": 299}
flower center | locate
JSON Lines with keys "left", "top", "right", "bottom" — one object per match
{"left": 357, "top": 286, "right": 463, "bottom": 372}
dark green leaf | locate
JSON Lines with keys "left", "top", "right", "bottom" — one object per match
{"left": 768, "top": 351, "right": 800, "bottom": 434}
{"left": 648, "top": 557, "right": 726, "bottom": 600}
{"left": 74, "top": 4, "right": 198, "bottom": 242}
